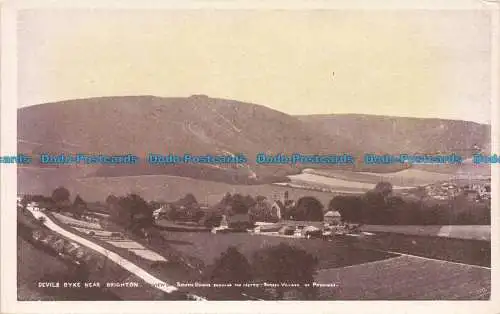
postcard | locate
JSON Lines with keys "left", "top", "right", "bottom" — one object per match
{"left": 1, "top": 0, "right": 498, "bottom": 313}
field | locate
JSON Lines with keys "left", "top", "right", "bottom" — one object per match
{"left": 360, "top": 225, "right": 491, "bottom": 241}
{"left": 316, "top": 255, "right": 490, "bottom": 300}
{"left": 287, "top": 172, "right": 412, "bottom": 191}
{"left": 20, "top": 205, "right": 492, "bottom": 300}
{"left": 161, "top": 231, "right": 397, "bottom": 270}
{"left": 18, "top": 170, "right": 337, "bottom": 205}
{"left": 157, "top": 230, "right": 490, "bottom": 300}
{"left": 288, "top": 165, "right": 491, "bottom": 194}
{"left": 51, "top": 212, "right": 102, "bottom": 230}
{"left": 302, "top": 168, "right": 454, "bottom": 187}
{"left": 17, "top": 222, "right": 121, "bottom": 300}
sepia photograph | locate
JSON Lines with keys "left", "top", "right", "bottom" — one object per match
{"left": 1, "top": 0, "right": 499, "bottom": 313}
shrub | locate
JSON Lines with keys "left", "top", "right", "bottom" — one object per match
{"left": 252, "top": 243, "right": 318, "bottom": 299}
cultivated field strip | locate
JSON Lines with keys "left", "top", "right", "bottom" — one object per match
{"left": 51, "top": 212, "right": 102, "bottom": 230}
{"left": 62, "top": 225, "right": 167, "bottom": 262}
{"left": 26, "top": 208, "right": 199, "bottom": 297}
{"left": 72, "top": 227, "right": 114, "bottom": 237}
{"left": 360, "top": 225, "right": 491, "bottom": 241}
{"left": 315, "top": 255, "right": 490, "bottom": 300}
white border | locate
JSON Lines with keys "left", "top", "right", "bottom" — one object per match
{"left": 1, "top": 1, "right": 499, "bottom": 313}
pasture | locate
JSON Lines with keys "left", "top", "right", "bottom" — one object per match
{"left": 360, "top": 225, "right": 491, "bottom": 241}
{"left": 160, "top": 231, "right": 396, "bottom": 269}
{"left": 315, "top": 255, "right": 490, "bottom": 300}
{"left": 300, "top": 168, "right": 453, "bottom": 188}
{"left": 51, "top": 212, "right": 102, "bottom": 230}
{"left": 159, "top": 230, "right": 491, "bottom": 300}
{"left": 287, "top": 173, "right": 412, "bottom": 191}
{"left": 18, "top": 169, "right": 336, "bottom": 205}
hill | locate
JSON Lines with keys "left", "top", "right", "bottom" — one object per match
{"left": 17, "top": 95, "right": 361, "bottom": 186}
{"left": 297, "top": 114, "right": 491, "bottom": 157}
{"left": 18, "top": 97, "right": 490, "bottom": 189}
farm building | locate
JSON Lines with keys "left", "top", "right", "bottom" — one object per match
{"left": 271, "top": 200, "right": 285, "bottom": 220}
{"left": 324, "top": 211, "right": 342, "bottom": 225}
{"left": 219, "top": 213, "right": 253, "bottom": 231}
{"left": 271, "top": 191, "right": 297, "bottom": 220}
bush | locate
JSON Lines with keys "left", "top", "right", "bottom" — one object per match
{"left": 253, "top": 243, "right": 318, "bottom": 300}
{"left": 111, "top": 194, "right": 153, "bottom": 230}
{"left": 52, "top": 186, "right": 70, "bottom": 204}
{"left": 209, "top": 247, "right": 253, "bottom": 284}
{"left": 291, "top": 197, "right": 324, "bottom": 221}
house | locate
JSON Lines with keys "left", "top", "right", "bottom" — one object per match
{"left": 324, "top": 210, "right": 342, "bottom": 225}
{"left": 153, "top": 205, "right": 170, "bottom": 220}
{"left": 271, "top": 200, "right": 285, "bottom": 220}
{"left": 271, "top": 191, "right": 296, "bottom": 220}
{"left": 219, "top": 213, "right": 253, "bottom": 231}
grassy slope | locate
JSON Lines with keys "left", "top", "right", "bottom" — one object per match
{"left": 160, "top": 232, "right": 396, "bottom": 270}
{"left": 360, "top": 225, "right": 491, "bottom": 241}
{"left": 297, "top": 114, "right": 490, "bottom": 156}
{"left": 17, "top": 95, "right": 356, "bottom": 183}
{"left": 18, "top": 211, "right": 171, "bottom": 300}
{"left": 18, "top": 97, "right": 490, "bottom": 187}
{"left": 315, "top": 255, "right": 490, "bottom": 300}
{"left": 18, "top": 170, "right": 338, "bottom": 205}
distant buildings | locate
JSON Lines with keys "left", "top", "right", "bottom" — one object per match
{"left": 423, "top": 181, "right": 491, "bottom": 202}
{"left": 324, "top": 210, "right": 342, "bottom": 225}
{"left": 270, "top": 191, "right": 296, "bottom": 220}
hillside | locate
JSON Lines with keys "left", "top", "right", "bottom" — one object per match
{"left": 18, "top": 97, "right": 490, "bottom": 189}
{"left": 297, "top": 114, "right": 491, "bottom": 157}
{"left": 17, "top": 95, "right": 361, "bottom": 186}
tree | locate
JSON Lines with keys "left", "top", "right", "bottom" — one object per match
{"left": 243, "top": 195, "right": 257, "bottom": 208}
{"left": 330, "top": 195, "right": 363, "bottom": 223}
{"left": 255, "top": 195, "right": 267, "bottom": 203}
{"left": 231, "top": 194, "right": 250, "bottom": 214}
{"left": 374, "top": 181, "right": 393, "bottom": 199}
{"left": 201, "top": 211, "right": 223, "bottom": 228}
{"left": 113, "top": 194, "right": 153, "bottom": 231}
{"left": 253, "top": 243, "right": 318, "bottom": 299}
{"left": 177, "top": 193, "right": 198, "bottom": 207}
{"left": 363, "top": 190, "right": 387, "bottom": 223}
{"left": 205, "top": 247, "right": 254, "bottom": 300}
{"left": 52, "top": 186, "right": 71, "bottom": 211}
{"left": 166, "top": 205, "right": 178, "bottom": 221}
{"left": 72, "top": 194, "right": 87, "bottom": 218}
{"left": 106, "top": 194, "right": 118, "bottom": 206}
{"left": 209, "top": 247, "right": 252, "bottom": 283}
{"left": 220, "top": 193, "right": 232, "bottom": 206}
{"left": 293, "top": 197, "right": 324, "bottom": 221}
{"left": 248, "top": 199, "right": 277, "bottom": 223}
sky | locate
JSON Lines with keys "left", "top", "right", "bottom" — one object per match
{"left": 17, "top": 9, "right": 492, "bottom": 124}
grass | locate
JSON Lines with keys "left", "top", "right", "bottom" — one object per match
{"left": 360, "top": 225, "right": 491, "bottom": 241}
{"left": 159, "top": 231, "right": 397, "bottom": 270}
{"left": 156, "top": 220, "right": 210, "bottom": 232}
{"left": 303, "top": 168, "right": 454, "bottom": 187}
{"left": 19, "top": 208, "right": 492, "bottom": 300}
{"left": 49, "top": 214, "right": 228, "bottom": 299}
{"left": 18, "top": 211, "right": 173, "bottom": 300}
{"left": 17, "top": 223, "right": 121, "bottom": 300}
{"left": 19, "top": 171, "right": 337, "bottom": 206}
{"left": 358, "top": 232, "right": 490, "bottom": 267}
{"left": 289, "top": 173, "right": 403, "bottom": 190}
{"left": 51, "top": 212, "right": 102, "bottom": 230}
{"left": 315, "top": 255, "right": 490, "bottom": 300}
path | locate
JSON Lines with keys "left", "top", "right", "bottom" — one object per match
{"left": 26, "top": 208, "right": 205, "bottom": 300}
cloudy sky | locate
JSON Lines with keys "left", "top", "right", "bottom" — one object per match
{"left": 17, "top": 9, "right": 492, "bottom": 123}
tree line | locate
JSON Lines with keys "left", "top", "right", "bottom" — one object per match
{"left": 329, "top": 182, "right": 490, "bottom": 225}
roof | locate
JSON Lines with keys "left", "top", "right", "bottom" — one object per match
{"left": 272, "top": 200, "right": 285, "bottom": 209}
{"left": 227, "top": 214, "right": 251, "bottom": 224}
{"left": 324, "top": 210, "right": 341, "bottom": 217}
